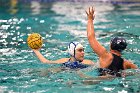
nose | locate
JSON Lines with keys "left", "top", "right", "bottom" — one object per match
{"left": 81, "top": 51, "right": 84, "bottom": 54}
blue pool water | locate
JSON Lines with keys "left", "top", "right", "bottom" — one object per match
{"left": 0, "top": 1, "right": 140, "bottom": 93}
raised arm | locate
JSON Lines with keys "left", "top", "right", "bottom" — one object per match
{"left": 33, "top": 49, "right": 68, "bottom": 64}
{"left": 86, "top": 7, "right": 108, "bottom": 58}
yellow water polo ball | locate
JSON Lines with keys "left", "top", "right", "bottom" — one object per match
{"left": 27, "top": 33, "right": 43, "bottom": 49}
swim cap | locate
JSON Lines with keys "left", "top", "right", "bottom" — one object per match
{"left": 68, "top": 42, "right": 83, "bottom": 56}
{"left": 110, "top": 37, "right": 127, "bottom": 52}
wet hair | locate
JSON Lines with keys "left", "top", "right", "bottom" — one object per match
{"left": 110, "top": 37, "right": 127, "bottom": 52}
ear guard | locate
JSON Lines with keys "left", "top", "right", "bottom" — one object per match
{"left": 68, "top": 42, "right": 83, "bottom": 56}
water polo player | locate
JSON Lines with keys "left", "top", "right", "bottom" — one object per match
{"left": 86, "top": 7, "right": 137, "bottom": 77}
{"left": 32, "top": 42, "right": 94, "bottom": 69}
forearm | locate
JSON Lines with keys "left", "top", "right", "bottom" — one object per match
{"left": 33, "top": 49, "right": 50, "bottom": 63}
{"left": 87, "top": 19, "right": 107, "bottom": 56}
{"left": 124, "top": 60, "right": 138, "bottom": 69}
{"left": 131, "top": 64, "right": 138, "bottom": 69}
{"left": 77, "top": 71, "right": 94, "bottom": 79}
{"left": 87, "top": 20, "right": 95, "bottom": 38}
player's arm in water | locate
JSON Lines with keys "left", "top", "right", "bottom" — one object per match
{"left": 32, "top": 49, "right": 68, "bottom": 76}
{"left": 33, "top": 49, "right": 69, "bottom": 64}
{"left": 32, "top": 49, "right": 94, "bottom": 65}
{"left": 123, "top": 60, "right": 137, "bottom": 69}
{"left": 65, "top": 70, "right": 116, "bottom": 85}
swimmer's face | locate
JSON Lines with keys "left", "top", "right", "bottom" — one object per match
{"left": 75, "top": 48, "right": 84, "bottom": 61}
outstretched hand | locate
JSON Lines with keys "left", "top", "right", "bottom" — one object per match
{"left": 86, "top": 7, "right": 95, "bottom": 20}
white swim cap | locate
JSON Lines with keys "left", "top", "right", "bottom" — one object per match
{"left": 68, "top": 42, "right": 83, "bottom": 56}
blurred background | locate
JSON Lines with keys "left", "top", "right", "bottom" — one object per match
{"left": 0, "top": 0, "right": 140, "bottom": 93}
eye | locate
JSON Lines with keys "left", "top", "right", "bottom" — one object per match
{"left": 77, "top": 48, "right": 84, "bottom": 52}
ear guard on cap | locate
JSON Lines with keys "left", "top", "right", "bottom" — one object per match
{"left": 68, "top": 42, "right": 83, "bottom": 56}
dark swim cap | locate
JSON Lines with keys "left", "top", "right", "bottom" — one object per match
{"left": 110, "top": 37, "right": 127, "bottom": 52}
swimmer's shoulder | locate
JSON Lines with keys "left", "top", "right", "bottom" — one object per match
{"left": 82, "top": 59, "right": 95, "bottom": 65}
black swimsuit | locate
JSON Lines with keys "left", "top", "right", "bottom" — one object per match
{"left": 98, "top": 54, "right": 124, "bottom": 77}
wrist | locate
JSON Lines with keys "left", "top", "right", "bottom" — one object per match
{"left": 32, "top": 49, "right": 39, "bottom": 52}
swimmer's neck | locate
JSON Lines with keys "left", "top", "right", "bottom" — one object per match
{"left": 69, "top": 57, "right": 79, "bottom": 62}
{"left": 110, "top": 49, "right": 121, "bottom": 56}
